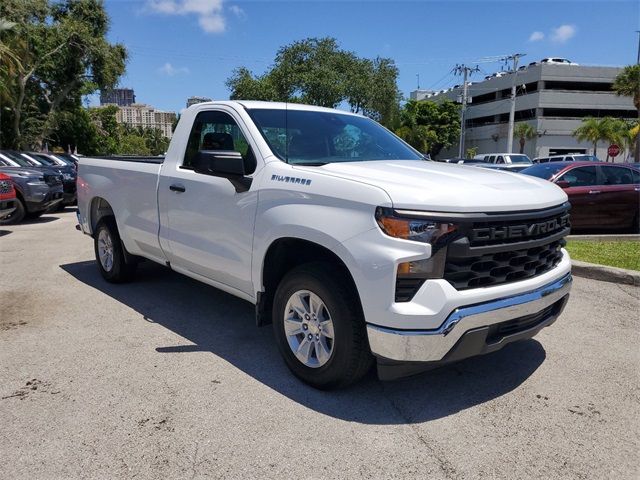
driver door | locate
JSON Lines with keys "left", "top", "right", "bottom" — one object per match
{"left": 158, "top": 108, "right": 259, "bottom": 297}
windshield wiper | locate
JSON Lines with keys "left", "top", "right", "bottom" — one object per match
{"left": 293, "top": 161, "right": 328, "bottom": 166}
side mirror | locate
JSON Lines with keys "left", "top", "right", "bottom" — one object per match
{"left": 556, "top": 180, "right": 570, "bottom": 189}
{"left": 192, "top": 150, "right": 252, "bottom": 193}
{"left": 193, "top": 150, "right": 245, "bottom": 177}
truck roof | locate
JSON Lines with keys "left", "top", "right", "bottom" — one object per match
{"left": 190, "top": 100, "right": 362, "bottom": 117}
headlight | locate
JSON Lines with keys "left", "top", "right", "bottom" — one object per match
{"left": 375, "top": 207, "right": 458, "bottom": 245}
{"left": 26, "top": 176, "right": 46, "bottom": 185}
{"left": 62, "top": 173, "right": 73, "bottom": 180}
{"left": 375, "top": 207, "right": 460, "bottom": 288}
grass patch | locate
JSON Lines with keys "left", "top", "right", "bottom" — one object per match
{"left": 565, "top": 240, "right": 640, "bottom": 271}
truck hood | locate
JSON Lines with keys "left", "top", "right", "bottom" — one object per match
{"left": 309, "top": 160, "right": 567, "bottom": 212}
{"left": 0, "top": 166, "right": 45, "bottom": 178}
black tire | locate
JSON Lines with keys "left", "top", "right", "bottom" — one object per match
{"left": 0, "top": 198, "right": 26, "bottom": 225}
{"left": 272, "top": 262, "right": 373, "bottom": 389}
{"left": 94, "top": 217, "right": 137, "bottom": 283}
{"left": 25, "top": 210, "right": 45, "bottom": 219}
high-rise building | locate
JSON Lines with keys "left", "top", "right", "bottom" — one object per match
{"left": 115, "top": 104, "right": 177, "bottom": 139}
{"left": 100, "top": 88, "right": 136, "bottom": 107}
{"left": 186, "top": 96, "right": 213, "bottom": 108}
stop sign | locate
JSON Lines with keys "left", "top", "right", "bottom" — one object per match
{"left": 607, "top": 144, "right": 621, "bottom": 157}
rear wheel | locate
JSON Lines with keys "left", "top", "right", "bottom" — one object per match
{"left": 0, "top": 199, "right": 26, "bottom": 225}
{"left": 94, "top": 217, "right": 137, "bottom": 283}
{"left": 272, "top": 263, "right": 372, "bottom": 389}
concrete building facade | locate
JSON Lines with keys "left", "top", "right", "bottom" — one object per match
{"left": 100, "top": 88, "right": 136, "bottom": 107}
{"left": 414, "top": 65, "right": 636, "bottom": 161}
{"left": 186, "top": 96, "right": 213, "bottom": 108}
{"left": 115, "top": 104, "right": 177, "bottom": 139}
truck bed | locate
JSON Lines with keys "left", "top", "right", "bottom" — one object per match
{"left": 88, "top": 156, "right": 165, "bottom": 164}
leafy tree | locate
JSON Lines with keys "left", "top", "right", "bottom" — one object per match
{"left": 612, "top": 65, "right": 640, "bottom": 160}
{"left": 466, "top": 147, "right": 478, "bottom": 159}
{"left": 513, "top": 123, "right": 537, "bottom": 154}
{"left": 573, "top": 117, "right": 613, "bottom": 156}
{"left": 396, "top": 100, "right": 460, "bottom": 157}
{"left": 118, "top": 134, "right": 150, "bottom": 156}
{"left": 0, "top": 0, "right": 127, "bottom": 149}
{"left": 226, "top": 37, "right": 400, "bottom": 127}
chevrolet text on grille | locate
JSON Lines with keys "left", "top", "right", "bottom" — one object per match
{"left": 471, "top": 214, "right": 570, "bottom": 242}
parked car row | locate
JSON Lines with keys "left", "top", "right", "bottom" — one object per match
{"left": 0, "top": 150, "right": 78, "bottom": 225}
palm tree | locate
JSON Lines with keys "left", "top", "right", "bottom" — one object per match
{"left": 513, "top": 123, "right": 537, "bottom": 154}
{"left": 573, "top": 118, "right": 611, "bottom": 157}
{"left": 612, "top": 65, "right": 640, "bottom": 160}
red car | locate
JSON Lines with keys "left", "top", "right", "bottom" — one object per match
{"left": 0, "top": 173, "right": 17, "bottom": 221}
{"left": 521, "top": 162, "right": 640, "bottom": 232}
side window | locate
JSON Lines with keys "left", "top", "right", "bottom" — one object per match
{"left": 558, "top": 166, "right": 597, "bottom": 187}
{"left": 496, "top": 155, "right": 505, "bottom": 164}
{"left": 602, "top": 166, "right": 635, "bottom": 185}
{"left": 565, "top": 156, "right": 574, "bottom": 161}
{"left": 183, "top": 110, "right": 255, "bottom": 173}
{"left": 550, "top": 156, "right": 564, "bottom": 162}
{"left": 487, "top": 155, "right": 495, "bottom": 163}
{"left": 632, "top": 169, "right": 640, "bottom": 183}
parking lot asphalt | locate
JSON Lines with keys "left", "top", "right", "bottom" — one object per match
{"left": 1, "top": 210, "right": 639, "bottom": 480}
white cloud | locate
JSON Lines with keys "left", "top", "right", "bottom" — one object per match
{"left": 529, "top": 31, "right": 545, "bottom": 42}
{"left": 158, "top": 62, "right": 190, "bottom": 76}
{"left": 229, "top": 5, "right": 246, "bottom": 19}
{"left": 550, "top": 24, "right": 577, "bottom": 43}
{"left": 146, "top": 0, "right": 226, "bottom": 34}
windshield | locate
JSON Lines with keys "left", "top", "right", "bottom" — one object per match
{"left": 1, "top": 151, "right": 39, "bottom": 167}
{"left": 573, "top": 155, "right": 599, "bottom": 162}
{"left": 520, "top": 163, "right": 567, "bottom": 179}
{"left": 247, "top": 108, "right": 423, "bottom": 165}
{"left": 508, "top": 155, "right": 532, "bottom": 164}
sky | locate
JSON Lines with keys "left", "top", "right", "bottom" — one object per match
{"left": 96, "top": 0, "right": 640, "bottom": 113}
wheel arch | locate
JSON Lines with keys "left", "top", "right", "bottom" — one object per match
{"left": 88, "top": 196, "right": 115, "bottom": 235}
{"left": 257, "top": 237, "right": 363, "bottom": 327}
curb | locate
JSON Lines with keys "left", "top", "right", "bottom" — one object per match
{"left": 571, "top": 260, "right": 640, "bottom": 286}
{"left": 567, "top": 234, "right": 640, "bottom": 242}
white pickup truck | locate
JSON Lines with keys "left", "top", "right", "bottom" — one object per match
{"left": 77, "top": 101, "right": 572, "bottom": 388}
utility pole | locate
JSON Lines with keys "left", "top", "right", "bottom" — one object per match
{"left": 503, "top": 53, "right": 526, "bottom": 153}
{"left": 636, "top": 31, "right": 640, "bottom": 64}
{"left": 454, "top": 64, "right": 479, "bottom": 158}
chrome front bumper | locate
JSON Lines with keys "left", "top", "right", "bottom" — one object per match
{"left": 367, "top": 273, "right": 572, "bottom": 362}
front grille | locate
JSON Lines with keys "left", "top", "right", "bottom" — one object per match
{"left": 441, "top": 204, "right": 570, "bottom": 291}
{"left": 445, "top": 239, "right": 565, "bottom": 290}
{"left": 0, "top": 180, "right": 12, "bottom": 194}
{"left": 44, "top": 174, "right": 62, "bottom": 186}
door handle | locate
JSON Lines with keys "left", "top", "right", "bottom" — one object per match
{"left": 588, "top": 190, "right": 601, "bottom": 194}
{"left": 169, "top": 184, "right": 186, "bottom": 193}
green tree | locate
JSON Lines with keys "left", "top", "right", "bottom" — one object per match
{"left": 573, "top": 117, "right": 612, "bottom": 157}
{"left": 0, "top": 0, "right": 127, "bottom": 149}
{"left": 226, "top": 37, "right": 400, "bottom": 127}
{"left": 466, "top": 147, "right": 478, "bottom": 159}
{"left": 396, "top": 100, "right": 460, "bottom": 157}
{"left": 118, "top": 134, "right": 150, "bottom": 156}
{"left": 513, "top": 122, "right": 537, "bottom": 154}
{"left": 612, "top": 65, "right": 640, "bottom": 161}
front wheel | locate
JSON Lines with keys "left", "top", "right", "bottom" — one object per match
{"left": 272, "top": 263, "right": 372, "bottom": 389}
{"left": 94, "top": 217, "right": 137, "bottom": 283}
{"left": 0, "top": 198, "right": 26, "bottom": 225}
